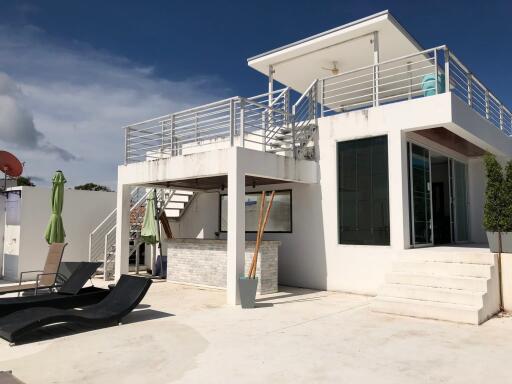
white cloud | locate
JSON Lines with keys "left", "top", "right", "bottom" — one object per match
{"left": 0, "top": 25, "right": 229, "bottom": 188}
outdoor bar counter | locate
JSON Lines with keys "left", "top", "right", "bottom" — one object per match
{"left": 165, "top": 238, "right": 279, "bottom": 294}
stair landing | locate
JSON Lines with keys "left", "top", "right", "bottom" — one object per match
{"left": 371, "top": 245, "right": 501, "bottom": 325}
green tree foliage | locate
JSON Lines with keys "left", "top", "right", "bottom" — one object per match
{"left": 483, "top": 154, "right": 506, "bottom": 232}
{"left": 74, "top": 183, "right": 112, "bottom": 192}
{"left": 16, "top": 176, "right": 35, "bottom": 186}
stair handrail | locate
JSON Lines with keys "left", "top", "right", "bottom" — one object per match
{"left": 89, "top": 187, "right": 150, "bottom": 263}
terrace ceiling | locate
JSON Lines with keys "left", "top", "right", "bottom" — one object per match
{"left": 145, "top": 175, "right": 291, "bottom": 191}
{"left": 247, "top": 11, "right": 424, "bottom": 94}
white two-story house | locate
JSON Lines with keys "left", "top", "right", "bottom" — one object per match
{"left": 108, "top": 11, "right": 511, "bottom": 324}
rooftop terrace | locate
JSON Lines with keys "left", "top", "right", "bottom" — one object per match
{"left": 123, "top": 11, "right": 512, "bottom": 164}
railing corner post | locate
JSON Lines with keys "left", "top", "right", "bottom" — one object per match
{"left": 229, "top": 98, "right": 235, "bottom": 147}
{"left": 444, "top": 47, "right": 450, "bottom": 94}
{"left": 240, "top": 98, "right": 245, "bottom": 148}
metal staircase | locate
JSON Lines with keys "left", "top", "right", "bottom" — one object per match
{"left": 263, "top": 80, "right": 319, "bottom": 159}
{"left": 88, "top": 187, "right": 196, "bottom": 280}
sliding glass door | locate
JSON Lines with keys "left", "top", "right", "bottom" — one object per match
{"left": 409, "top": 143, "right": 433, "bottom": 246}
{"left": 450, "top": 159, "right": 469, "bottom": 242}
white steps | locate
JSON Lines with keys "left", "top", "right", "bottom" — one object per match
{"left": 372, "top": 296, "right": 483, "bottom": 325}
{"left": 372, "top": 250, "right": 500, "bottom": 325}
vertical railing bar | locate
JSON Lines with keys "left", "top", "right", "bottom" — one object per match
{"left": 485, "top": 90, "right": 490, "bottom": 119}
{"left": 229, "top": 99, "right": 235, "bottom": 147}
{"left": 240, "top": 99, "right": 245, "bottom": 148}
{"left": 444, "top": 48, "right": 450, "bottom": 97}
{"left": 434, "top": 50, "right": 438, "bottom": 95}
{"left": 124, "top": 127, "right": 129, "bottom": 165}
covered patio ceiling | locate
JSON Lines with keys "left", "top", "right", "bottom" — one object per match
{"left": 415, "top": 127, "right": 487, "bottom": 157}
{"left": 143, "top": 175, "right": 292, "bottom": 191}
{"left": 247, "top": 10, "right": 424, "bottom": 94}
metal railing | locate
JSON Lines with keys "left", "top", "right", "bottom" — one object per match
{"left": 319, "top": 45, "right": 512, "bottom": 136}
{"left": 320, "top": 46, "right": 447, "bottom": 114}
{"left": 124, "top": 88, "right": 301, "bottom": 163}
{"left": 88, "top": 186, "right": 150, "bottom": 279}
{"left": 447, "top": 50, "right": 512, "bottom": 136}
{"left": 124, "top": 45, "right": 511, "bottom": 165}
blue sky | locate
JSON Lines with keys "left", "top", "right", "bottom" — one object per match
{"left": 0, "top": 0, "right": 510, "bottom": 187}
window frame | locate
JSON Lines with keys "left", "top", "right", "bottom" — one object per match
{"left": 219, "top": 189, "right": 293, "bottom": 233}
{"left": 337, "top": 135, "right": 390, "bottom": 246}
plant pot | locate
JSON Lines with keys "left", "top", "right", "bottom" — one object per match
{"left": 239, "top": 277, "right": 258, "bottom": 309}
{"left": 501, "top": 253, "right": 512, "bottom": 312}
{"left": 486, "top": 232, "right": 512, "bottom": 253}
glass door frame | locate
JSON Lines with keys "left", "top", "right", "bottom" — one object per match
{"left": 408, "top": 142, "right": 434, "bottom": 248}
{"left": 449, "top": 158, "right": 470, "bottom": 243}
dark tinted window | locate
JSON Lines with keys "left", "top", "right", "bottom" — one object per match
{"left": 338, "top": 136, "right": 390, "bottom": 245}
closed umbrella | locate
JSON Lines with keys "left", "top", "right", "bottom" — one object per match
{"left": 44, "top": 170, "right": 66, "bottom": 244}
{"left": 140, "top": 189, "right": 159, "bottom": 244}
{"left": 140, "top": 189, "right": 164, "bottom": 277}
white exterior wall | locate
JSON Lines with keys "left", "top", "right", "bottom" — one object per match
{"left": 2, "top": 187, "right": 116, "bottom": 281}
{"left": 165, "top": 93, "right": 512, "bottom": 295}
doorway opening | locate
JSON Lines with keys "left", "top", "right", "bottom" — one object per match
{"left": 408, "top": 143, "right": 469, "bottom": 247}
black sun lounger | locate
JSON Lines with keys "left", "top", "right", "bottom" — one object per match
{"left": 0, "top": 262, "right": 108, "bottom": 317}
{"left": 0, "top": 275, "right": 152, "bottom": 345}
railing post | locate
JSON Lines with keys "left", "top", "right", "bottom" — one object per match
{"left": 500, "top": 105, "right": 504, "bottom": 131}
{"left": 407, "top": 61, "right": 412, "bottom": 100}
{"left": 434, "top": 49, "right": 438, "bottom": 95}
{"left": 240, "top": 99, "right": 245, "bottom": 148}
{"left": 444, "top": 47, "right": 450, "bottom": 94}
{"left": 103, "top": 234, "right": 108, "bottom": 281}
{"left": 291, "top": 116, "right": 296, "bottom": 159}
{"left": 320, "top": 79, "right": 325, "bottom": 117}
{"left": 161, "top": 120, "right": 165, "bottom": 157}
{"left": 485, "top": 91, "right": 490, "bottom": 119}
{"left": 170, "top": 114, "right": 175, "bottom": 157}
{"left": 124, "top": 127, "right": 129, "bottom": 165}
{"left": 467, "top": 75, "right": 473, "bottom": 107}
{"left": 195, "top": 112, "right": 199, "bottom": 143}
{"left": 372, "top": 31, "right": 380, "bottom": 107}
{"left": 88, "top": 234, "right": 92, "bottom": 262}
{"left": 229, "top": 99, "right": 235, "bottom": 147}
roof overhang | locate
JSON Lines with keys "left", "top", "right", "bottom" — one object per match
{"left": 247, "top": 11, "right": 424, "bottom": 93}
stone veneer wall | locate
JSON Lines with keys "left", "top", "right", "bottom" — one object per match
{"left": 166, "top": 239, "right": 279, "bottom": 294}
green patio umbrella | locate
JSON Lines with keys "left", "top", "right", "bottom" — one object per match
{"left": 44, "top": 170, "right": 66, "bottom": 244}
{"left": 140, "top": 189, "right": 160, "bottom": 244}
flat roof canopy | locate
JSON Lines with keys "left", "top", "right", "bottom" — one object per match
{"left": 247, "top": 11, "right": 424, "bottom": 93}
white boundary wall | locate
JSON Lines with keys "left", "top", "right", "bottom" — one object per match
{"left": 2, "top": 187, "right": 116, "bottom": 281}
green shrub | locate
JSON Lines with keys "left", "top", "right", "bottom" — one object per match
{"left": 483, "top": 154, "right": 506, "bottom": 232}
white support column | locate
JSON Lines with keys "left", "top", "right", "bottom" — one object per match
{"left": 114, "top": 183, "right": 131, "bottom": 280}
{"left": 388, "top": 130, "right": 410, "bottom": 250}
{"left": 226, "top": 148, "right": 245, "bottom": 305}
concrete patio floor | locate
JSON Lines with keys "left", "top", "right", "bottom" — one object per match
{"left": 0, "top": 280, "right": 511, "bottom": 383}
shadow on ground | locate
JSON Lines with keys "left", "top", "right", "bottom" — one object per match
{"left": 10, "top": 308, "right": 174, "bottom": 346}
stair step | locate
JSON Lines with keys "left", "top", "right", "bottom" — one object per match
{"left": 371, "top": 296, "right": 482, "bottom": 324}
{"left": 380, "top": 283, "right": 483, "bottom": 307}
{"left": 386, "top": 272, "right": 488, "bottom": 292}
{"left": 397, "top": 252, "right": 495, "bottom": 265}
{"left": 392, "top": 260, "right": 492, "bottom": 278}
{"left": 166, "top": 202, "right": 185, "bottom": 209}
{"left": 170, "top": 195, "right": 190, "bottom": 203}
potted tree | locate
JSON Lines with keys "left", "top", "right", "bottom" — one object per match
{"left": 483, "top": 154, "right": 507, "bottom": 252}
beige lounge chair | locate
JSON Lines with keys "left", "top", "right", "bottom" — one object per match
{"left": 0, "top": 243, "right": 67, "bottom": 296}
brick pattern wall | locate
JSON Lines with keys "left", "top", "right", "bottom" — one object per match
{"left": 167, "top": 239, "right": 279, "bottom": 294}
